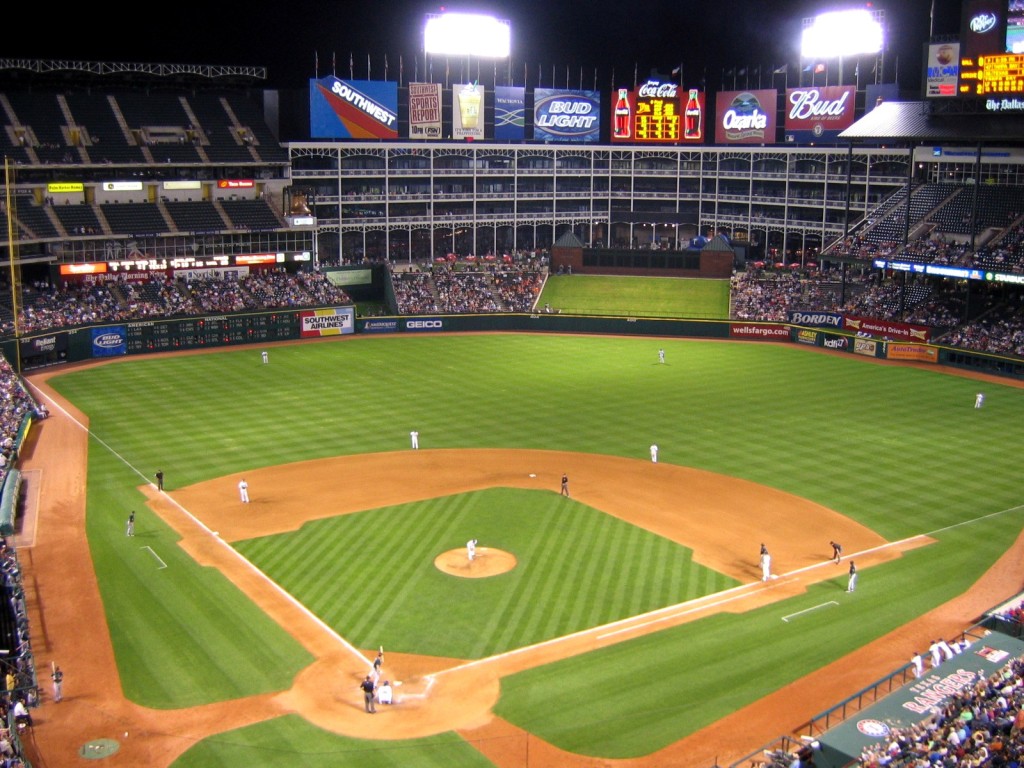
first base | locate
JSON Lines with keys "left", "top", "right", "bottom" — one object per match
{"left": 528, "top": 473, "right": 536, "bottom": 478}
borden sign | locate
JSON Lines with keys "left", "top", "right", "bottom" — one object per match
{"left": 783, "top": 85, "right": 855, "bottom": 144}
{"left": 715, "top": 89, "right": 776, "bottom": 144}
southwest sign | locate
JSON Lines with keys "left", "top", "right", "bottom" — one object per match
{"left": 310, "top": 76, "right": 398, "bottom": 139}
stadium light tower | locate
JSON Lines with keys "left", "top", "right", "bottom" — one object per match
{"left": 423, "top": 12, "right": 511, "bottom": 58}
{"left": 801, "top": 7, "right": 886, "bottom": 86}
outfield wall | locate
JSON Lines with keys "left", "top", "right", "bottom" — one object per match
{"left": 5, "top": 310, "right": 1024, "bottom": 380}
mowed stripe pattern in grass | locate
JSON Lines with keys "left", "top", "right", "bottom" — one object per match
{"left": 236, "top": 488, "right": 738, "bottom": 659}
{"left": 538, "top": 274, "right": 730, "bottom": 318}
{"left": 42, "top": 333, "right": 1024, "bottom": 764}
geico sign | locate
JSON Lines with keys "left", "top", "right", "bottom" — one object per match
{"left": 406, "top": 320, "right": 443, "bottom": 329}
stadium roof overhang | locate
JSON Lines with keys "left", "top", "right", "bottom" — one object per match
{"left": 839, "top": 100, "right": 1024, "bottom": 144}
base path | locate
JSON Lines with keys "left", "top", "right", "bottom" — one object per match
{"left": 18, "top": 367, "right": 1024, "bottom": 768}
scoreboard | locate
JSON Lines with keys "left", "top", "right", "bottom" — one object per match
{"left": 959, "top": 53, "right": 1024, "bottom": 95}
{"left": 951, "top": 0, "right": 1024, "bottom": 108}
{"left": 126, "top": 313, "right": 297, "bottom": 353}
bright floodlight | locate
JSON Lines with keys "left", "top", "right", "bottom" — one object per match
{"left": 801, "top": 9, "right": 884, "bottom": 58}
{"left": 424, "top": 12, "right": 511, "bottom": 58}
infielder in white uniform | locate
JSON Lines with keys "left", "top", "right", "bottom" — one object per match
{"left": 466, "top": 538, "right": 478, "bottom": 561}
{"left": 238, "top": 478, "right": 249, "bottom": 503}
{"left": 410, "top": 430, "right": 419, "bottom": 449}
{"left": 650, "top": 444, "right": 658, "bottom": 463}
{"left": 760, "top": 551, "right": 771, "bottom": 582}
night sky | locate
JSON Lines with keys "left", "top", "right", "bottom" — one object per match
{"left": 12, "top": 0, "right": 965, "bottom": 92}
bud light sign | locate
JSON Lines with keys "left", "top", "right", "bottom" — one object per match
{"left": 715, "top": 89, "right": 776, "bottom": 144}
{"left": 784, "top": 86, "right": 855, "bottom": 144}
{"left": 91, "top": 327, "right": 126, "bottom": 357}
{"left": 533, "top": 89, "right": 600, "bottom": 142}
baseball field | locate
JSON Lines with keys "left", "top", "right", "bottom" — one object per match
{"left": 20, "top": 330, "right": 1024, "bottom": 768}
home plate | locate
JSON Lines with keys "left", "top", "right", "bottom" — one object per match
{"left": 393, "top": 680, "right": 402, "bottom": 686}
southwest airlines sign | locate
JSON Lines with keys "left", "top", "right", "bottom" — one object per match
{"left": 310, "top": 76, "right": 398, "bottom": 139}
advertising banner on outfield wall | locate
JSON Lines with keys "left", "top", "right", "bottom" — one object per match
{"left": 788, "top": 311, "right": 842, "bottom": 328}
{"left": 90, "top": 327, "right": 125, "bottom": 357}
{"left": 886, "top": 343, "right": 939, "bottom": 363}
{"left": 494, "top": 86, "right": 526, "bottom": 140}
{"left": 844, "top": 315, "right": 931, "bottom": 342}
{"left": 24, "top": 332, "right": 69, "bottom": 357}
{"left": 729, "top": 323, "right": 791, "bottom": 340}
{"left": 404, "top": 318, "right": 444, "bottom": 332}
{"left": 408, "top": 82, "right": 443, "bottom": 139}
{"left": 854, "top": 338, "right": 880, "bottom": 357}
{"left": 298, "top": 307, "right": 355, "bottom": 337}
{"left": 309, "top": 76, "right": 398, "bottom": 139}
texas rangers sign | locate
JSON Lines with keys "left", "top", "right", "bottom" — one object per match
{"left": 310, "top": 76, "right": 398, "bottom": 139}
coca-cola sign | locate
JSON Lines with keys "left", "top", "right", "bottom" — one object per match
{"left": 610, "top": 80, "right": 693, "bottom": 145}
{"left": 638, "top": 81, "right": 678, "bottom": 98}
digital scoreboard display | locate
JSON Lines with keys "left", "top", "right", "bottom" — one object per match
{"left": 955, "top": 0, "right": 1024, "bottom": 103}
{"left": 958, "top": 53, "right": 1024, "bottom": 94}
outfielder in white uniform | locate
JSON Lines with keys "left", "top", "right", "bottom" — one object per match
{"left": 410, "top": 430, "right": 419, "bottom": 449}
{"left": 975, "top": 392, "right": 985, "bottom": 409}
{"left": 650, "top": 444, "right": 658, "bottom": 463}
{"left": 261, "top": 351, "right": 269, "bottom": 364}
{"left": 238, "top": 478, "right": 249, "bottom": 503}
{"left": 658, "top": 349, "right": 665, "bottom": 364}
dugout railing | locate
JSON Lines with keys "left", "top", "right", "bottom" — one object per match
{"left": 726, "top": 619, "right": 1008, "bottom": 768}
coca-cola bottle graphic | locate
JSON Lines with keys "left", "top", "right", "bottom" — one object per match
{"left": 614, "top": 88, "right": 631, "bottom": 139}
{"left": 684, "top": 88, "right": 702, "bottom": 140}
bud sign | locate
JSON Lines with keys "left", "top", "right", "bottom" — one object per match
{"left": 783, "top": 85, "right": 855, "bottom": 143}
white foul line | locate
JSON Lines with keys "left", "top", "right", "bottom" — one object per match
{"left": 782, "top": 601, "right": 837, "bottom": 623}
{"left": 26, "top": 381, "right": 371, "bottom": 669}
{"left": 142, "top": 546, "right": 168, "bottom": 570}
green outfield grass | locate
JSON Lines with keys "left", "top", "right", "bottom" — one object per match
{"left": 45, "top": 334, "right": 1024, "bottom": 766}
{"left": 537, "top": 274, "right": 730, "bottom": 318}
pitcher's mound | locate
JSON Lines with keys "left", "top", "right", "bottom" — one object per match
{"left": 434, "top": 548, "right": 517, "bottom": 578}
